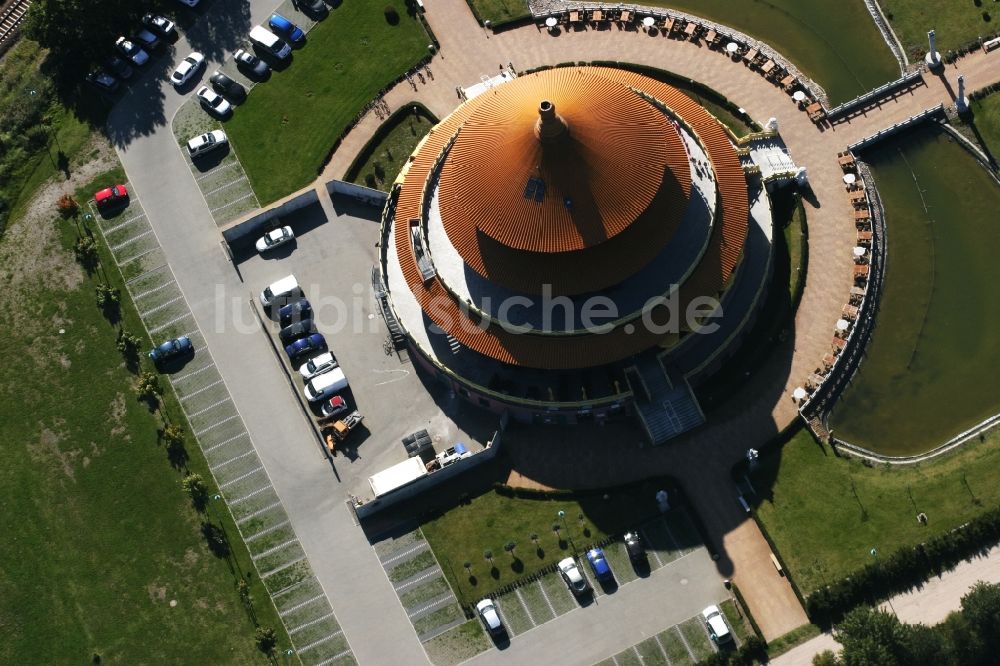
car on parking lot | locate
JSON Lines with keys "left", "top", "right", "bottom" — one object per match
{"left": 558, "top": 557, "right": 591, "bottom": 597}
{"left": 304, "top": 366, "right": 347, "bottom": 402}
{"left": 186, "top": 129, "right": 228, "bottom": 158}
{"left": 143, "top": 13, "right": 176, "bottom": 38}
{"left": 300, "top": 0, "right": 327, "bottom": 14}
{"left": 115, "top": 37, "right": 149, "bottom": 66}
{"left": 196, "top": 86, "right": 232, "bottom": 117}
{"left": 278, "top": 318, "right": 316, "bottom": 345}
{"left": 320, "top": 395, "right": 349, "bottom": 418}
{"left": 285, "top": 333, "right": 325, "bottom": 360}
{"left": 171, "top": 52, "right": 205, "bottom": 87}
{"left": 299, "top": 350, "right": 336, "bottom": 379}
{"left": 476, "top": 598, "right": 504, "bottom": 637}
{"left": 256, "top": 226, "right": 294, "bottom": 253}
{"left": 104, "top": 55, "right": 133, "bottom": 79}
{"left": 94, "top": 184, "right": 128, "bottom": 209}
{"left": 624, "top": 531, "right": 646, "bottom": 563}
{"left": 702, "top": 605, "right": 733, "bottom": 645}
{"left": 586, "top": 547, "right": 614, "bottom": 582}
{"left": 233, "top": 48, "right": 270, "bottom": 78}
{"left": 279, "top": 298, "right": 312, "bottom": 326}
{"left": 149, "top": 336, "right": 194, "bottom": 363}
{"left": 268, "top": 14, "right": 305, "bottom": 44}
{"left": 210, "top": 71, "right": 247, "bottom": 100}
{"left": 176, "top": 0, "right": 200, "bottom": 7}
{"left": 86, "top": 69, "right": 119, "bottom": 93}
{"left": 134, "top": 28, "right": 161, "bottom": 51}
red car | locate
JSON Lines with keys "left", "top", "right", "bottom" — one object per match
{"left": 94, "top": 184, "right": 128, "bottom": 208}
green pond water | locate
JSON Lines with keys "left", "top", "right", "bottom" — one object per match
{"left": 649, "top": 0, "right": 899, "bottom": 104}
{"left": 830, "top": 127, "right": 1000, "bottom": 455}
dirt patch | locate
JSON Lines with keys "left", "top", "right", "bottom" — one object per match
{"left": 147, "top": 583, "right": 168, "bottom": 603}
{"left": 107, "top": 392, "right": 129, "bottom": 439}
{"left": 26, "top": 426, "right": 77, "bottom": 481}
{"left": 183, "top": 548, "right": 199, "bottom": 567}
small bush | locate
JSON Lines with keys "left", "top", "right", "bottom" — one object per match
{"left": 254, "top": 626, "right": 277, "bottom": 655}
{"left": 57, "top": 194, "right": 79, "bottom": 218}
{"left": 384, "top": 6, "right": 400, "bottom": 24}
{"left": 182, "top": 473, "right": 209, "bottom": 511}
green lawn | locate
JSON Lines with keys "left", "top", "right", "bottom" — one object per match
{"left": 345, "top": 105, "right": 437, "bottom": 189}
{"left": 224, "top": 0, "right": 429, "bottom": 204}
{"left": 422, "top": 619, "right": 491, "bottom": 666}
{"left": 882, "top": 0, "right": 1000, "bottom": 56}
{"left": 0, "top": 167, "right": 286, "bottom": 663}
{"left": 421, "top": 484, "right": 673, "bottom": 606}
{"left": 751, "top": 428, "right": 1000, "bottom": 595}
{"left": 971, "top": 92, "right": 1000, "bottom": 160}
{"left": 467, "top": 0, "right": 531, "bottom": 24}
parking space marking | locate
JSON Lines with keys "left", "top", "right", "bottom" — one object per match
{"left": 132, "top": 280, "right": 177, "bottom": 300}
{"left": 125, "top": 263, "right": 168, "bottom": 285}
{"left": 203, "top": 175, "right": 249, "bottom": 198}
{"left": 289, "top": 611, "right": 337, "bottom": 635}
{"left": 407, "top": 593, "right": 457, "bottom": 619}
{"left": 173, "top": 362, "right": 216, "bottom": 384}
{"left": 252, "top": 538, "right": 300, "bottom": 561}
{"left": 298, "top": 632, "right": 342, "bottom": 655}
{"left": 245, "top": 518, "right": 291, "bottom": 543}
{"left": 203, "top": 430, "right": 248, "bottom": 453}
{"left": 674, "top": 624, "right": 696, "bottom": 662}
{"left": 514, "top": 588, "right": 536, "bottom": 627}
{"left": 218, "top": 464, "right": 265, "bottom": 489}
{"left": 611, "top": 653, "right": 619, "bottom": 666}
{"left": 641, "top": 527, "right": 666, "bottom": 568}
{"left": 103, "top": 215, "right": 146, "bottom": 235}
{"left": 209, "top": 191, "right": 255, "bottom": 214}
{"left": 187, "top": 396, "right": 233, "bottom": 418}
{"left": 194, "top": 413, "right": 240, "bottom": 436}
{"left": 229, "top": 484, "right": 272, "bottom": 506}
{"left": 139, "top": 294, "right": 185, "bottom": 317}
{"left": 654, "top": 633, "right": 672, "bottom": 665}
{"left": 196, "top": 160, "right": 241, "bottom": 181}
{"left": 110, "top": 229, "right": 154, "bottom": 252}
{"left": 278, "top": 592, "right": 327, "bottom": 618}
{"left": 536, "top": 579, "right": 558, "bottom": 618}
{"left": 235, "top": 499, "right": 282, "bottom": 525}
{"left": 180, "top": 378, "right": 224, "bottom": 401}
{"left": 662, "top": 521, "right": 682, "bottom": 552}
{"left": 213, "top": 449, "right": 256, "bottom": 470}
{"left": 380, "top": 541, "right": 429, "bottom": 566}
{"left": 150, "top": 311, "right": 193, "bottom": 334}
{"left": 393, "top": 568, "right": 440, "bottom": 592}
{"left": 118, "top": 246, "right": 160, "bottom": 266}
{"left": 317, "top": 648, "right": 352, "bottom": 666}
{"left": 261, "top": 554, "right": 307, "bottom": 578}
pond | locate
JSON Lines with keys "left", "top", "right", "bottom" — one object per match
{"left": 830, "top": 126, "right": 1000, "bottom": 455}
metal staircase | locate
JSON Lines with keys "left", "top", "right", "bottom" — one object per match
{"left": 628, "top": 359, "right": 705, "bottom": 445}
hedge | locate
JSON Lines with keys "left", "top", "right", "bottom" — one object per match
{"left": 342, "top": 102, "right": 438, "bottom": 184}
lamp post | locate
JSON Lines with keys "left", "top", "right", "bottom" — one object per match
{"left": 870, "top": 547, "right": 898, "bottom": 617}
{"left": 558, "top": 510, "right": 575, "bottom": 554}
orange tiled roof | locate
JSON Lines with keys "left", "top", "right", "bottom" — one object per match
{"left": 391, "top": 66, "right": 749, "bottom": 369}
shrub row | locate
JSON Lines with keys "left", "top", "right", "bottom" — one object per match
{"left": 342, "top": 102, "right": 438, "bottom": 184}
{"left": 942, "top": 31, "right": 1000, "bottom": 64}
{"left": 806, "top": 504, "right": 1000, "bottom": 627}
{"left": 970, "top": 82, "right": 1000, "bottom": 102}
{"left": 696, "top": 635, "right": 766, "bottom": 666}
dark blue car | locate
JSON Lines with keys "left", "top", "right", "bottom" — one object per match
{"left": 285, "top": 332, "right": 325, "bottom": 360}
{"left": 279, "top": 298, "right": 312, "bottom": 326}
{"left": 586, "top": 547, "right": 613, "bottom": 581}
{"left": 268, "top": 14, "right": 305, "bottom": 44}
{"left": 149, "top": 336, "right": 194, "bottom": 363}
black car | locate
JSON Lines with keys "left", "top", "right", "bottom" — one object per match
{"left": 104, "top": 55, "right": 134, "bottom": 80}
{"left": 233, "top": 48, "right": 270, "bottom": 79}
{"left": 300, "top": 0, "right": 327, "bottom": 14}
{"left": 279, "top": 298, "right": 312, "bottom": 326}
{"left": 278, "top": 318, "right": 316, "bottom": 344}
{"left": 624, "top": 531, "right": 646, "bottom": 562}
{"left": 86, "top": 69, "right": 119, "bottom": 93}
{"left": 210, "top": 71, "right": 247, "bottom": 100}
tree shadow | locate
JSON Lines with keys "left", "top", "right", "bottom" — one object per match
{"left": 511, "top": 558, "right": 524, "bottom": 573}
{"left": 489, "top": 566, "right": 500, "bottom": 580}
{"left": 535, "top": 547, "right": 545, "bottom": 559}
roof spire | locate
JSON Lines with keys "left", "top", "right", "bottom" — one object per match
{"left": 535, "top": 100, "right": 568, "bottom": 142}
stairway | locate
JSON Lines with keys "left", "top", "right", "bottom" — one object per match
{"left": 628, "top": 359, "right": 706, "bottom": 445}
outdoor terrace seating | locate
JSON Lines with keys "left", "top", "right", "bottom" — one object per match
{"left": 780, "top": 74, "right": 796, "bottom": 91}
{"left": 620, "top": 10, "right": 632, "bottom": 24}
{"left": 831, "top": 336, "right": 847, "bottom": 352}
{"left": 685, "top": 22, "right": 698, "bottom": 40}
{"left": 854, "top": 209, "right": 871, "bottom": 221}
{"left": 743, "top": 47, "right": 759, "bottom": 64}
{"left": 857, "top": 230, "right": 873, "bottom": 243}
{"left": 838, "top": 151, "right": 856, "bottom": 169}
{"left": 843, "top": 304, "right": 859, "bottom": 320}
{"left": 705, "top": 29, "right": 718, "bottom": 47}
{"left": 569, "top": 10, "right": 580, "bottom": 24}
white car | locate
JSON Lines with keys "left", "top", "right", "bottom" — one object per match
{"left": 197, "top": 86, "right": 232, "bottom": 117}
{"left": 171, "top": 52, "right": 205, "bottom": 86}
{"left": 702, "top": 605, "right": 733, "bottom": 644}
{"left": 186, "top": 129, "right": 227, "bottom": 158}
{"left": 256, "top": 226, "right": 294, "bottom": 253}
{"left": 475, "top": 598, "right": 504, "bottom": 637}
{"left": 115, "top": 37, "right": 149, "bottom": 66}
{"left": 557, "top": 557, "right": 590, "bottom": 596}
{"left": 299, "top": 352, "right": 337, "bottom": 380}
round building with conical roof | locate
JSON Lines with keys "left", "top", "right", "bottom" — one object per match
{"left": 376, "top": 65, "right": 780, "bottom": 442}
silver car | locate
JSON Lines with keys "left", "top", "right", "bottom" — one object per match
{"left": 256, "top": 226, "right": 294, "bottom": 253}
{"left": 197, "top": 86, "right": 232, "bottom": 117}
{"left": 476, "top": 598, "right": 504, "bottom": 637}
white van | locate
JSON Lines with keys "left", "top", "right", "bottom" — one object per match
{"left": 304, "top": 367, "right": 348, "bottom": 402}
{"left": 249, "top": 25, "right": 291, "bottom": 60}
{"left": 260, "top": 274, "right": 299, "bottom": 307}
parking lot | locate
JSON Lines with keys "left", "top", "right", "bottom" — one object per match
{"left": 231, "top": 195, "right": 499, "bottom": 493}
{"left": 92, "top": 193, "right": 355, "bottom": 666}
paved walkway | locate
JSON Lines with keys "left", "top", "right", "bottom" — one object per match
{"left": 311, "top": 0, "right": 1000, "bottom": 643}
{"left": 774, "top": 545, "right": 1000, "bottom": 665}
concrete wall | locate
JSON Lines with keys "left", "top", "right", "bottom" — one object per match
{"left": 222, "top": 188, "right": 319, "bottom": 251}
{"left": 326, "top": 179, "right": 389, "bottom": 206}
{"left": 353, "top": 428, "right": 504, "bottom": 520}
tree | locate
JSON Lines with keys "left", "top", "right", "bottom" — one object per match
{"left": 116, "top": 330, "right": 142, "bottom": 363}
{"left": 163, "top": 424, "right": 188, "bottom": 468}
{"left": 57, "top": 193, "right": 79, "bottom": 218}
{"left": 136, "top": 371, "right": 161, "bottom": 405}
{"left": 95, "top": 283, "right": 120, "bottom": 319}
{"left": 254, "top": 626, "right": 277, "bottom": 656}
{"left": 74, "top": 236, "right": 98, "bottom": 270}
{"left": 201, "top": 522, "right": 229, "bottom": 558}
{"left": 181, "top": 473, "right": 208, "bottom": 511}
{"left": 504, "top": 541, "right": 517, "bottom": 558}
{"left": 836, "top": 607, "right": 907, "bottom": 666}
{"left": 961, "top": 581, "right": 1000, "bottom": 654}
{"left": 25, "top": 0, "right": 158, "bottom": 66}
{"left": 463, "top": 560, "right": 472, "bottom": 576}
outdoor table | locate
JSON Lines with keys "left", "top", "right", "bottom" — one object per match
{"left": 850, "top": 190, "right": 867, "bottom": 201}
{"left": 665, "top": 18, "right": 675, "bottom": 32}
{"left": 843, "top": 173, "right": 857, "bottom": 185}
{"left": 839, "top": 153, "right": 856, "bottom": 166}
{"left": 854, "top": 209, "right": 870, "bottom": 220}
{"left": 569, "top": 10, "right": 579, "bottom": 22}
{"left": 761, "top": 60, "right": 776, "bottom": 74}
{"left": 853, "top": 246, "right": 867, "bottom": 258}
{"left": 858, "top": 230, "right": 874, "bottom": 241}
{"left": 643, "top": 16, "right": 655, "bottom": 29}
{"left": 685, "top": 22, "right": 697, "bottom": 37}
{"left": 706, "top": 29, "right": 717, "bottom": 44}
{"left": 832, "top": 335, "right": 847, "bottom": 349}
{"left": 843, "top": 305, "right": 860, "bottom": 319}
{"left": 743, "top": 47, "right": 759, "bottom": 62}
{"left": 781, "top": 74, "right": 795, "bottom": 88}
{"left": 823, "top": 354, "right": 837, "bottom": 367}
{"left": 793, "top": 387, "right": 808, "bottom": 401}
{"left": 727, "top": 42, "right": 739, "bottom": 54}
{"left": 621, "top": 10, "right": 631, "bottom": 23}
{"left": 854, "top": 265, "right": 870, "bottom": 277}
{"left": 806, "top": 102, "right": 823, "bottom": 114}
{"left": 593, "top": 10, "right": 603, "bottom": 21}
{"left": 792, "top": 91, "right": 807, "bottom": 105}
{"left": 545, "top": 17, "right": 557, "bottom": 28}
{"left": 836, "top": 319, "right": 850, "bottom": 332}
